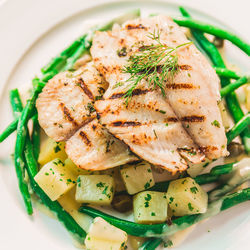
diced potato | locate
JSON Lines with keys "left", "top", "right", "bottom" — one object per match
{"left": 75, "top": 175, "right": 114, "bottom": 205}
{"left": 167, "top": 177, "right": 208, "bottom": 216}
{"left": 58, "top": 188, "right": 92, "bottom": 231}
{"left": 187, "top": 159, "right": 210, "bottom": 178}
{"left": 34, "top": 159, "right": 76, "bottom": 201}
{"left": 101, "top": 167, "right": 125, "bottom": 192}
{"left": 38, "top": 138, "right": 67, "bottom": 166}
{"left": 133, "top": 191, "right": 168, "bottom": 224}
{"left": 120, "top": 161, "right": 155, "bottom": 195}
{"left": 245, "top": 84, "right": 250, "bottom": 111}
{"left": 85, "top": 217, "right": 127, "bottom": 250}
{"left": 64, "top": 158, "right": 92, "bottom": 176}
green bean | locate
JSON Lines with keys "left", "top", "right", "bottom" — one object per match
{"left": 139, "top": 238, "right": 163, "bottom": 250}
{"left": 173, "top": 17, "right": 250, "bottom": 55}
{"left": 79, "top": 188, "right": 250, "bottom": 237}
{"left": 210, "top": 163, "right": 234, "bottom": 176}
{"left": 14, "top": 86, "right": 43, "bottom": 214}
{"left": 9, "top": 89, "right": 32, "bottom": 214}
{"left": 0, "top": 119, "right": 19, "bottom": 142}
{"left": 31, "top": 114, "right": 40, "bottom": 161}
{"left": 214, "top": 67, "right": 241, "bottom": 80}
{"left": 179, "top": 6, "right": 250, "bottom": 153}
{"left": 41, "top": 39, "right": 83, "bottom": 74}
{"left": 220, "top": 76, "right": 249, "bottom": 97}
{"left": 226, "top": 113, "right": 250, "bottom": 144}
{"left": 9, "top": 89, "right": 23, "bottom": 118}
{"left": 24, "top": 137, "right": 87, "bottom": 240}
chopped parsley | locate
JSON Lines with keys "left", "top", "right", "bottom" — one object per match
{"left": 144, "top": 181, "right": 151, "bottom": 189}
{"left": 151, "top": 212, "right": 156, "bottom": 216}
{"left": 77, "top": 178, "right": 81, "bottom": 187}
{"left": 188, "top": 202, "right": 194, "bottom": 211}
{"left": 190, "top": 186, "right": 198, "bottom": 194}
{"left": 159, "top": 110, "right": 166, "bottom": 114}
{"left": 96, "top": 182, "right": 105, "bottom": 188}
{"left": 54, "top": 143, "right": 61, "bottom": 153}
{"left": 164, "top": 240, "right": 173, "bottom": 247}
{"left": 169, "top": 197, "right": 174, "bottom": 204}
{"left": 86, "top": 102, "right": 95, "bottom": 116}
{"left": 153, "top": 129, "right": 158, "bottom": 138}
{"left": 211, "top": 120, "right": 220, "bottom": 128}
{"left": 117, "top": 47, "right": 127, "bottom": 57}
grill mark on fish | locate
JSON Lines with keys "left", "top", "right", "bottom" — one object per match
{"left": 165, "top": 83, "right": 195, "bottom": 89}
{"left": 179, "top": 65, "right": 192, "bottom": 70}
{"left": 77, "top": 78, "right": 94, "bottom": 100}
{"left": 59, "top": 103, "right": 78, "bottom": 126}
{"left": 79, "top": 131, "right": 92, "bottom": 147}
{"left": 126, "top": 24, "right": 147, "bottom": 30}
{"left": 166, "top": 117, "right": 179, "bottom": 122}
{"left": 181, "top": 116, "right": 205, "bottom": 122}
{"left": 199, "top": 146, "right": 218, "bottom": 154}
{"left": 109, "top": 88, "right": 151, "bottom": 99}
{"left": 111, "top": 121, "right": 142, "bottom": 127}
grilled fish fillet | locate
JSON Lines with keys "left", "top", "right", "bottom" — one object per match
{"left": 91, "top": 26, "right": 205, "bottom": 173}
{"left": 91, "top": 15, "right": 228, "bottom": 162}
{"left": 37, "top": 62, "right": 137, "bottom": 170}
{"left": 36, "top": 62, "right": 107, "bottom": 141}
{"left": 65, "top": 119, "right": 138, "bottom": 171}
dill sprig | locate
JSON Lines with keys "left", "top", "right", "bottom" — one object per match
{"left": 122, "top": 30, "right": 192, "bottom": 104}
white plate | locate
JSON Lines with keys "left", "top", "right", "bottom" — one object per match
{"left": 0, "top": 0, "right": 249, "bottom": 249}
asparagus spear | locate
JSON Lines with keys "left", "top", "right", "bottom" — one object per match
{"left": 79, "top": 188, "right": 250, "bottom": 237}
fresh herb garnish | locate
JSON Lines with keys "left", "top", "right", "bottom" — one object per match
{"left": 211, "top": 120, "right": 220, "bottom": 128}
{"left": 190, "top": 186, "right": 198, "bottom": 194}
{"left": 121, "top": 30, "right": 192, "bottom": 104}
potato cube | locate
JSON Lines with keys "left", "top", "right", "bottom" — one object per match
{"left": 75, "top": 175, "right": 114, "bottom": 205}
{"left": 133, "top": 191, "right": 168, "bottom": 224}
{"left": 101, "top": 167, "right": 126, "bottom": 192}
{"left": 34, "top": 159, "right": 76, "bottom": 201}
{"left": 64, "top": 158, "right": 92, "bottom": 176}
{"left": 85, "top": 217, "right": 127, "bottom": 250}
{"left": 120, "top": 161, "right": 154, "bottom": 195}
{"left": 38, "top": 138, "right": 67, "bottom": 166}
{"left": 167, "top": 177, "right": 208, "bottom": 216}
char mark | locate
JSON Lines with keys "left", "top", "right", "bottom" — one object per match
{"left": 77, "top": 78, "right": 94, "bottom": 100}
{"left": 179, "top": 65, "right": 192, "bottom": 70}
{"left": 181, "top": 115, "right": 205, "bottom": 122}
{"left": 199, "top": 146, "right": 218, "bottom": 154}
{"left": 165, "top": 83, "right": 194, "bottom": 89}
{"left": 111, "top": 121, "right": 142, "bottom": 127}
{"left": 59, "top": 103, "right": 78, "bottom": 126}
{"left": 166, "top": 117, "right": 179, "bottom": 122}
{"left": 79, "top": 131, "right": 92, "bottom": 147}
{"left": 126, "top": 24, "right": 146, "bottom": 30}
{"left": 109, "top": 88, "right": 151, "bottom": 100}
